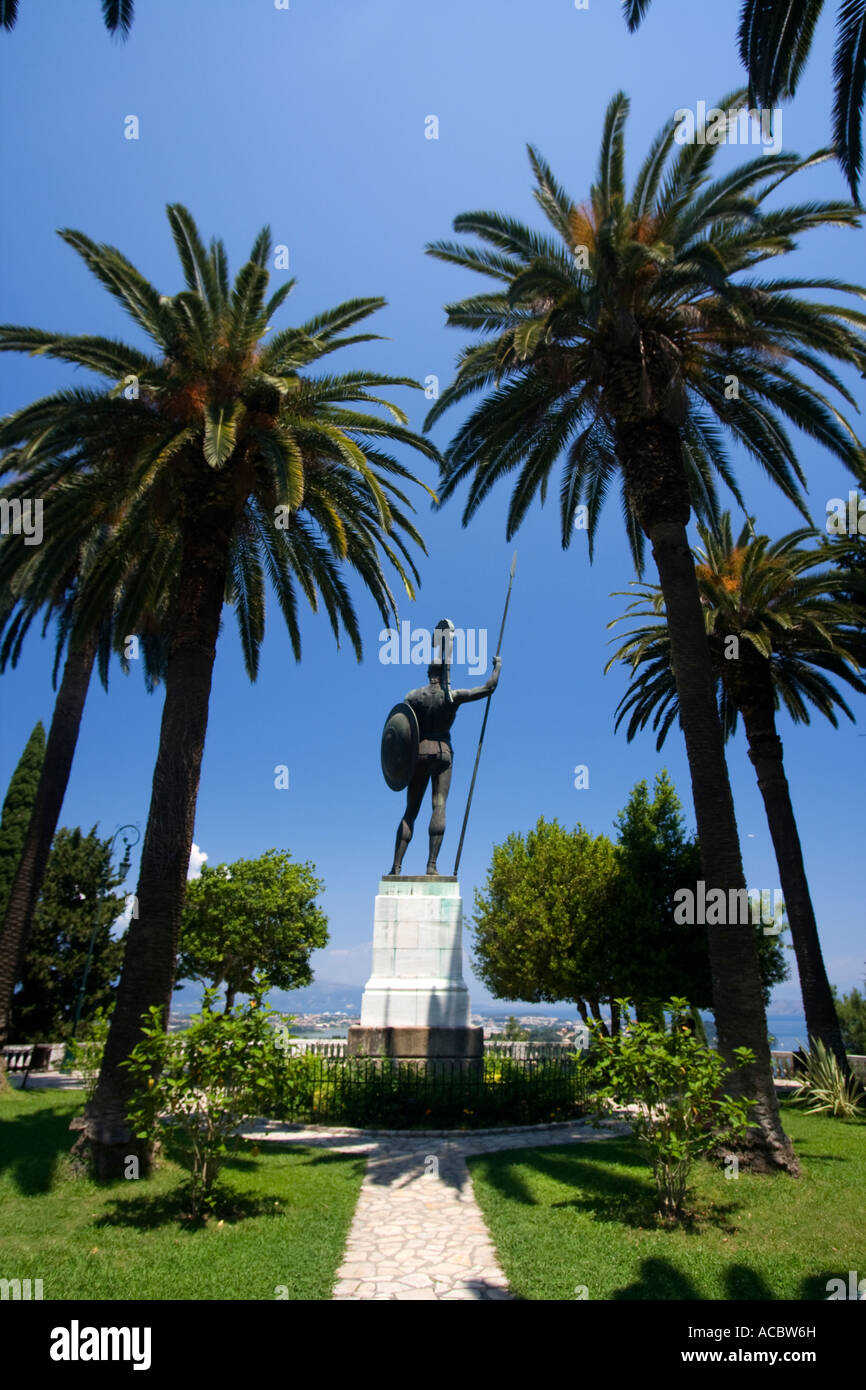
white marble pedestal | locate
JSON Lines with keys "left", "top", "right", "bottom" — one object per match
{"left": 347, "top": 876, "right": 483, "bottom": 1061}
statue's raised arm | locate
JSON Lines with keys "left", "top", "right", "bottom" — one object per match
{"left": 450, "top": 656, "right": 501, "bottom": 705}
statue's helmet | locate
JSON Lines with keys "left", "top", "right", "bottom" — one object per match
{"left": 428, "top": 618, "right": 455, "bottom": 696}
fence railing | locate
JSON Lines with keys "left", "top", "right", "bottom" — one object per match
{"left": 1, "top": 1043, "right": 65, "bottom": 1074}
{"left": 485, "top": 1038, "right": 589, "bottom": 1059}
{"left": 771, "top": 1050, "right": 866, "bottom": 1080}
{"left": 6, "top": 1039, "right": 864, "bottom": 1086}
{"left": 270, "top": 1054, "right": 588, "bottom": 1129}
{"left": 284, "top": 1037, "right": 590, "bottom": 1059}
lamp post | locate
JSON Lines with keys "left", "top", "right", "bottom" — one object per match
{"left": 70, "top": 823, "right": 140, "bottom": 1038}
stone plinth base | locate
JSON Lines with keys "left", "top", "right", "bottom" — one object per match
{"left": 347, "top": 1024, "right": 483, "bottom": 1062}
{"left": 353, "top": 876, "right": 480, "bottom": 1062}
{"left": 358, "top": 876, "right": 472, "bottom": 1029}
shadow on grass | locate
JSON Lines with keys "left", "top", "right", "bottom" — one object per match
{"left": 95, "top": 1185, "right": 289, "bottom": 1231}
{"left": 610, "top": 1258, "right": 839, "bottom": 1300}
{"left": 0, "top": 1097, "right": 80, "bottom": 1196}
{"left": 223, "top": 1146, "right": 365, "bottom": 1176}
{"left": 472, "top": 1140, "right": 741, "bottom": 1234}
{"left": 95, "top": 1144, "right": 365, "bottom": 1231}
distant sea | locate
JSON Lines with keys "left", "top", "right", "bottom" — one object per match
{"left": 169, "top": 983, "right": 809, "bottom": 1051}
{"left": 763, "top": 1015, "right": 811, "bottom": 1052}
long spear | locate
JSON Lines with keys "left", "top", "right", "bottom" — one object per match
{"left": 452, "top": 553, "right": 517, "bottom": 877}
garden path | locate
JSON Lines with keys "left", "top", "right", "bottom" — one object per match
{"left": 240, "top": 1116, "right": 627, "bottom": 1300}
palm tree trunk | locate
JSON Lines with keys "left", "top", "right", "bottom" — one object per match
{"left": 83, "top": 517, "right": 230, "bottom": 1178}
{"left": 622, "top": 421, "right": 797, "bottom": 1173}
{"left": 739, "top": 693, "right": 849, "bottom": 1072}
{"left": 0, "top": 634, "right": 98, "bottom": 1049}
{"left": 609, "top": 994, "right": 621, "bottom": 1036}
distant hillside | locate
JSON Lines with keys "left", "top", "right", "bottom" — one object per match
{"left": 270, "top": 982, "right": 365, "bottom": 1015}
{"left": 170, "top": 979, "right": 365, "bottom": 1019}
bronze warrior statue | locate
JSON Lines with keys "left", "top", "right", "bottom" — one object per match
{"left": 381, "top": 620, "right": 501, "bottom": 876}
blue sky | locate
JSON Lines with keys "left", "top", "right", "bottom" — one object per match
{"left": 0, "top": 0, "right": 863, "bottom": 1007}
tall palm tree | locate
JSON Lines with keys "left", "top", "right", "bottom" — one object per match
{"left": 623, "top": 1, "right": 866, "bottom": 198}
{"left": 0, "top": 1, "right": 133, "bottom": 35}
{"left": 608, "top": 515, "right": 865, "bottom": 1069}
{"left": 0, "top": 462, "right": 173, "bottom": 1049}
{"left": 0, "top": 205, "right": 438, "bottom": 1174}
{"left": 424, "top": 93, "right": 866, "bottom": 1171}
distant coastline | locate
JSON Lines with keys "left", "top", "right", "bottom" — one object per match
{"left": 168, "top": 982, "right": 810, "bottom": 1051}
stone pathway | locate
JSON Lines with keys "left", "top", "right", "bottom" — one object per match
{"left": 241, "top": 1116, "right": 628, "bottom": 1301}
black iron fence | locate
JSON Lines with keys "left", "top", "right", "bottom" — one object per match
{"left": 267, "top": 1053, "right": 588, "bottom": 1129}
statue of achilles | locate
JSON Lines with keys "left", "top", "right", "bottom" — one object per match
{"left": 382, "top": 619, "right": 501, "bottom": 876}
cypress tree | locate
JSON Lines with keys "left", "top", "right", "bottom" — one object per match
{"left": 11, "top": 826, "right": 128, "bottom": 1042}
{"left": 0, "top": 723, "right": 46, "bottom": 924}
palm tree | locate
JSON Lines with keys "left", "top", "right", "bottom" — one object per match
{"left": 0, "top": 1, "right": 133, "bottom": 35}
{"left": 0, "top": 205, "right": 438, "bottom": 1174}
{"left": 424, "top": 92, "right": 866, "bottom": 1171}
{"left": 0, "top": 462, "right": 173, "bottom": 1050}
{"left": 608, "top": 515, "right": 865, "bottom": 1070}
{"left": 623, "top": 1, "right": 866, "bottom": 199}
{"left": 824, "top": 479, "right": 866, "bottom": 626}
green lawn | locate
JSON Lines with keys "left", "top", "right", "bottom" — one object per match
{"left": 468, "top": 1104, "right": 866, "bottom": 1300}
{"left": 0, "top": 1088, "right": 365, "bottom": 1300}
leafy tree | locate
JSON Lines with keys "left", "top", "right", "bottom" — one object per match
{"left": 425, "top": 93, "right": 866, "bottom": 1170}
{"left": 0, "top": 722, "right": 44, "bottom": 924}
{"left": 623, "top": 1, "right": 866, "bottom": 198}
{"left": 177, "top": 849, "right": 328, "bottom": 1011}
{"left": 472, "top": 817, "right": 619, "bottom": 1031}
{"left": 834, "top": 979, "right": 866, "bottom": 1054}
{"left": 10, "top": 826, "right": 128, "bottom": 1042}
{"left": 0, "top": 1, "right": 133, "bottom": 37}
{"left": 616, "top": 773, "right": 788, "bottom": 1012}
{"left": 0, "top": 205, "right": 437, "bottom": 1174}
{"left": 471, "top": 776, "right": 787, "bottom": 1036}
{"left": 502, "top": 1016, "right": 529, "bottom": 1041}
{"left": 613, "top": 773, "right": 707, "bottom": 1014}
{"left": 609, "top": 516, "right": 862, "bottom": 1068}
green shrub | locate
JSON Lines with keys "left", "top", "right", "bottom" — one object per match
{"left": 123, "top": 989, "right": 298, "bottom": 1217}
{"left": 265, "top": 1052, "right": 588, "bottom": 1130}
{"left": 65, "top": 1006, "right": 112, "bottom": 1103}
{"left": 790, "top": 1037, "right": 865, "bottom": 1118}
{"left": 588, "top": 996, "right": 755, "bottom": 1219}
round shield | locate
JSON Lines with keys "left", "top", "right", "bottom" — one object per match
{"left": 381, "top": 701, "right": 419, "bottom": 791}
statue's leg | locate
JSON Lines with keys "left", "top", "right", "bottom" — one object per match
{"left": 426, "top": 758, "right": 452, "bottom": 874}
{"left": 389, "top": 765, "right": 428, "bottom": 875}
